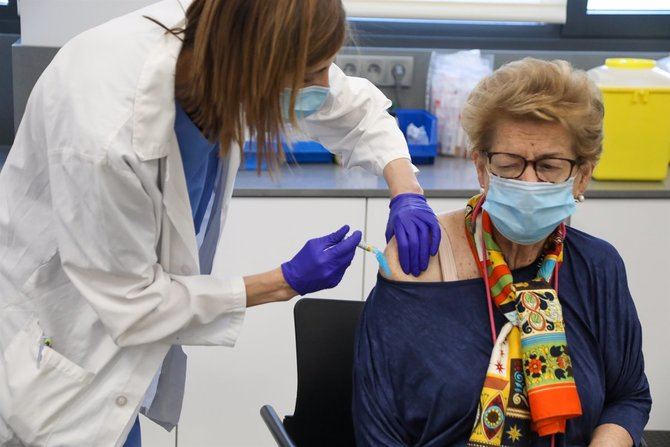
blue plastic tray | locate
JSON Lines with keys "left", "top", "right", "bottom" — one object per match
{"left": 394, "top": 109, "right": 439, "bottom": 165}
{"left": 242, "top": 141, "right": 333, "bottom": 170}
{"left": 242, "top": 110, "right": 438, "bottom": 170}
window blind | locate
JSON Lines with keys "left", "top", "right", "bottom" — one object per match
{"left": 343, "top": 0, "right": 567, "bottom": 24}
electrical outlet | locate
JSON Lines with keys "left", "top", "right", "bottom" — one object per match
{"left": 364, "top": 57, "right": 386, "bottom": 85}
{"left": 336, "top": 54, "right": 414, "bottom": 87}
{"left": 335, "top": 55, "right": 362, "bottom": 77}
{"left": 381, "top": 56, "right": 414, "bottom": 87}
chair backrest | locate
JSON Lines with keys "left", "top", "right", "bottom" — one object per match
{"left": 643, "top": 431, "right": 670, "bottom": 447}
{"left": 283, "top": 298, "right": 364, "bottom": 447}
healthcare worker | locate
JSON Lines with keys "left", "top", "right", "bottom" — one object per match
{"left": 0, "top": 0, "right": 440, "bottom": 445}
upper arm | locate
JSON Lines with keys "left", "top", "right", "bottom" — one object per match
{"left": 595, "top": 249, "right": 651, "bottom": 444}
{"left": 49, "top": 151, "right": 158, "bottom": 277}
{"left": 600, "top": 254, "right": 648, "bottom": 395}
{"left": 383, "top": 237, "right": 442, "bottom": 282}
{"left": 298, "top": 64, "right": 409, "bottom": 175}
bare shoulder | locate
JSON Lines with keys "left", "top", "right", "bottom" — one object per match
{"left": 381, "top": 209, "right": 462, "bottom": 282}
{"left": 440, "top": 208, "right": 466, "bottom": 236}
{"left": 381, "top": 208, "right": 480, "bottom": 282}
{"left": 382, "top": 236, "right": 443, "bottom": 282}
{"left": 441, "top": 208, "right": 481, "bottom": 281}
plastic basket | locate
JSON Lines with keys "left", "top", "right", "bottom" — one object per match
{"left": 242, "top": 141, "right": 333, "bottom": 170}
{"left": 394, "top": 109, "right": 439, "bottom": 165}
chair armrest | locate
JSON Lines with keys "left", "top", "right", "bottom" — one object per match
{"left": 260, "top": 405, "right": 297, "bottom": 447}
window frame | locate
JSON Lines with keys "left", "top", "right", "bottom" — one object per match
{"left": 343, "top": 0, "right": 567, "bottom": 24}
{"left": 563, "top": 0, "right": 670, "bottom": 39}
{"left": 0, "top": 0, "right": 19, "bottom": 34}
{"left": 348, "top": 17, "right": 670, "bottom": 52}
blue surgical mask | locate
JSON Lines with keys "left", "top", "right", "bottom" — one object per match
{"left": 482, "top": 173, "right": 577, "bottom": 245}
{"left": 281, "top": 86, "right": 330, "bottom": 120}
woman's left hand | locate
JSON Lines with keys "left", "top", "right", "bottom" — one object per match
{"left": 385, "top": 193, "right": 441, "bottom": 276}
{"left": 588, "top": 424, "right": 634, "bottom": 447}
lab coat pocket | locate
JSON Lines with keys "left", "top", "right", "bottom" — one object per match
{"left": 2, "top": 318, "right": 94, "bottom": 445}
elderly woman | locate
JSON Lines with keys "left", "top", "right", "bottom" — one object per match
{"left": 353, "top": 58, "right": 651, "bottom": 447}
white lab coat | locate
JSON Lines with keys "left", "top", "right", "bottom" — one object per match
{"left": 0, "top": 0, "right": 411, "bottom": 445}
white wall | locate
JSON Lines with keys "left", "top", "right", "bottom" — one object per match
{"left": 18, "top": 0, "right": 156, "bottom": 47}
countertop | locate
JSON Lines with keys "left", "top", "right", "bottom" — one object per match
{"left": 1, "top": 147, "right": 667, "bottom": 199}
{"left": 233, "top": 157, "right": 670, "bottom": 199}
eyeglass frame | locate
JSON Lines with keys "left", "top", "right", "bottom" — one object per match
{"left": 481, "top": 150, "right": 581, "bottom": 183}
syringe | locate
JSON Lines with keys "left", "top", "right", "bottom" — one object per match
{"left": 357, "top": 242, "right": 392, "bottom": 278}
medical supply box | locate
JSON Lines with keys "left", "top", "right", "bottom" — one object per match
{"left": 395, "top": 109, "right": 439, "bottom": 165}
{"left": 587, "top": 58, "right": 670, "bottom": 181}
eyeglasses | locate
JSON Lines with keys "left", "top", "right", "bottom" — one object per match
{"left": 483, "top": 151, "right": 579, "bottom": 183}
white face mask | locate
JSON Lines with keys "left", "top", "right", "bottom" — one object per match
{"left": 280, "top": 86, "right": 330, "bottom": 120}
{"left": 482, "top": 173, "right": 577, "bottom": 245}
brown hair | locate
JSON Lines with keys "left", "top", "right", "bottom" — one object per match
{"left": 461, "top": 58, "right": 604, "bottom": 163}
{"left": 149, "top": 0, "right": 346, "bottom": 169}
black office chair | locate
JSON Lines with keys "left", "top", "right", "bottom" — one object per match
{"left": 260, "top": 298, "right": 364, "bottom": 447}
{"left": 642, "top": 431, "right": 670, "bottom": 447}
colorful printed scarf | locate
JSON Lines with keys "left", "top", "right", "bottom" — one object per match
{"left": 464, "top": 194, "right": 582, "bottom": 447}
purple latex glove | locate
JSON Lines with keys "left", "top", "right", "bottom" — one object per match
{"left": 281, "top": 225, "right": 362, "bottom": 296}
{"left": 385, "top": 193, "right": 441, "bottom": 276}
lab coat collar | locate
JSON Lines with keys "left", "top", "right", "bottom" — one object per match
{"left": 132, "top": 0, "right": 200, "bottom": 269}
{"left": 131, "top": 0, "right": 190, "bottom": 161}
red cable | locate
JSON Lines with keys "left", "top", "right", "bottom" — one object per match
{"left": 481, "top": 232, "right": 498, "bottom": 345}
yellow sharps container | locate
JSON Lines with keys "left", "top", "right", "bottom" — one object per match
{"left": 587, "top": 58, "right": 670, "bottom": 181}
